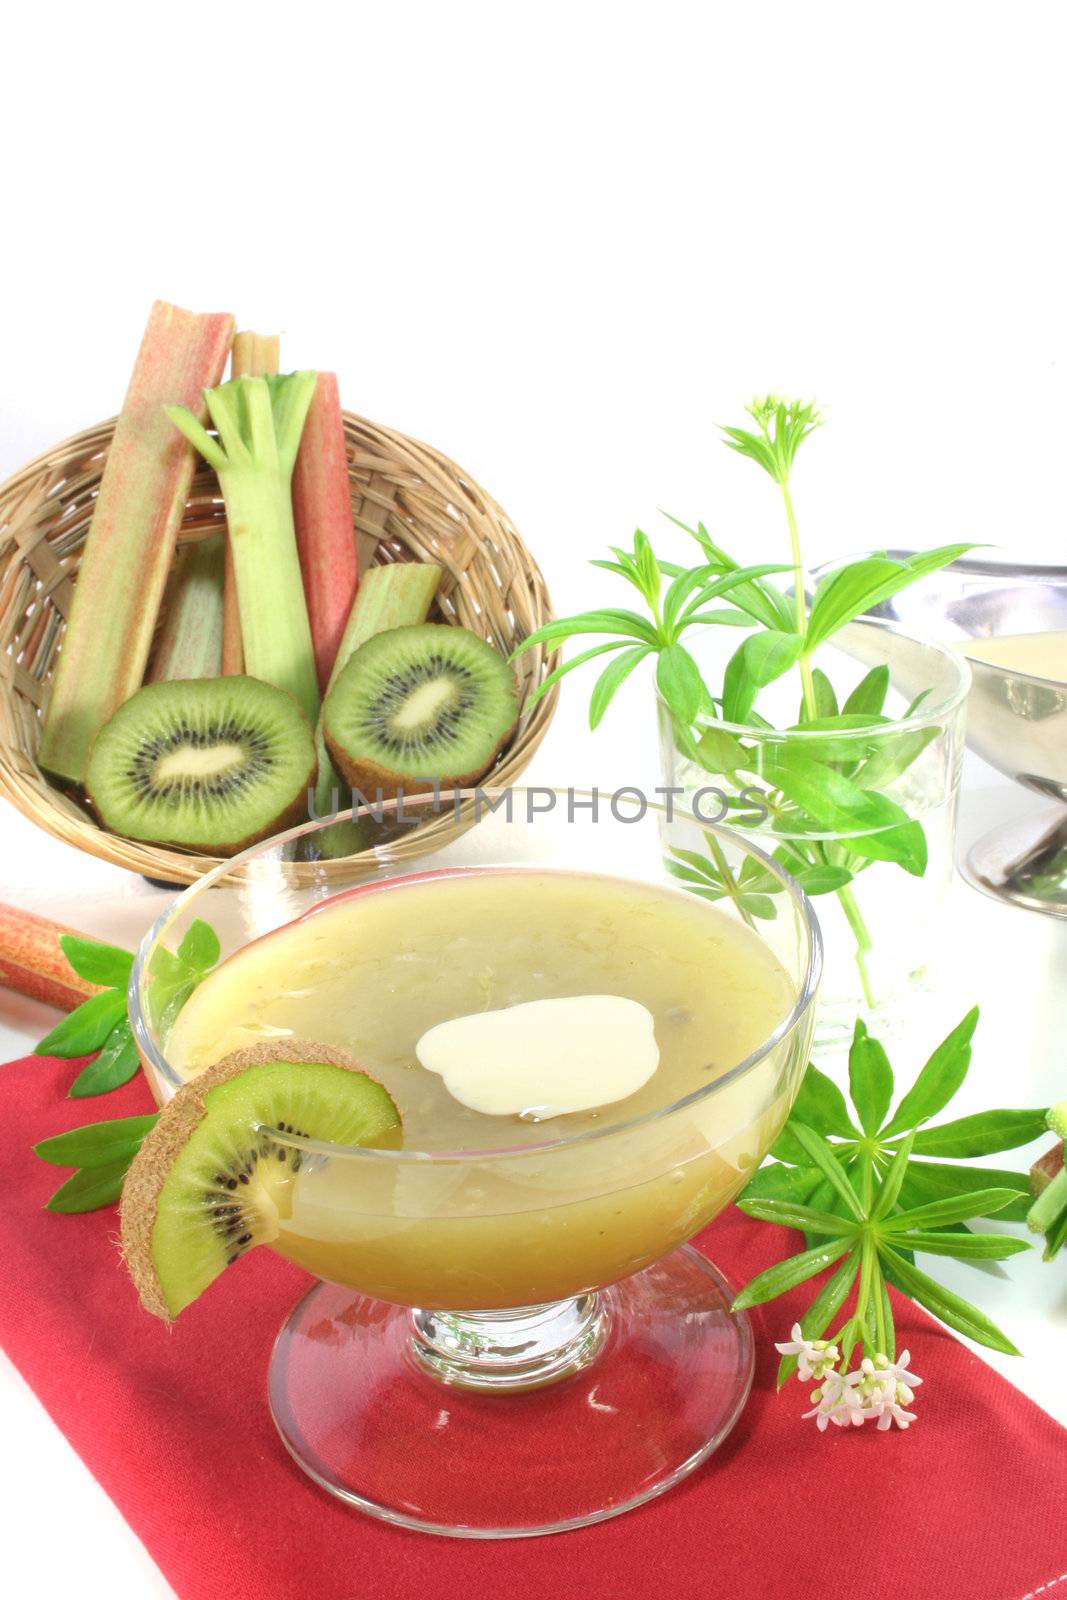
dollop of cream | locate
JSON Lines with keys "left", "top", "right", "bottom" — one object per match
{"left": 415, "top": 994, "right": 660, "bottom": 1118}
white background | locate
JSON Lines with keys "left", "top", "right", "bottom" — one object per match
{"left": 2, "top": 4, "right": 1067, "bottom": 1595}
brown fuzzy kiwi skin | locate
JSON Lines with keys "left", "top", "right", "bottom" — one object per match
{"left": 87, "top": 749, "right": 316, "bottom": 858}
{"left": 324, "top": 715, "right": 518, "bottom": 804}
{"left": 119, "top": 1040, "right": 391, "bottom": 1322}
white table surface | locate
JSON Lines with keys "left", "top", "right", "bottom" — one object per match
{"left": 5, "top": 5, "right": 1067, "bottom": 1594}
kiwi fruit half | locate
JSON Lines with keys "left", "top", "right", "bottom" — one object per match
{"left": 120, "top": 1041, "right": 400, "bottom": 1320}
{"left": 86, "top": 676, "right": 316, "bottom": 854}
{"left": 322, "top": 623, "right": 518, "bottom": 799}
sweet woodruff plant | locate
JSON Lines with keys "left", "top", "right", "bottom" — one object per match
{"left": 733, "top": 1008, "right": 1049, "bottom": 1428}
{"left": 518, "top": 397, "right": 972, "bottom": 1005}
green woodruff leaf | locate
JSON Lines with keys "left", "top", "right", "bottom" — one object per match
{"left": 68, "top": 1023, "right": 141, "bottom": 1097}
{"left": 45, "top": 1160, "right": 134, "bottom": 1215}
{"left": 35, "top": 988, "right": 126, "bottom": 1059}
{"left": 32, "top": 922, "right": 219, "bottom": 1211}
{"left": 35, "top": 1113, "right": 160, "bottom": 1168}
{"left": 732, "top": 1008, "right": 1049, "bottom": 1383}
{"left": 177, "top": 919, "right": 221, "bottom": 973}
{"left": 59, "top": 934, "right": 133, "bottom": 989}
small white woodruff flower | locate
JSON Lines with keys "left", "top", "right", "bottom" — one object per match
{"left": 874, "top": 1350, "right": 922, "bottom": 1398}
{"left": 802, "top": 1369, "right": 865, "bottom": 1431}
{"left": 775, "top": 1323, "right": 840, "bottom": 1383}
{"left": 875, "top": 1399, "right": 918, "bottom": 1431}
{"left": 788, "top": 1344, "right": 923, "bottom": 1433}
{"left": 847, "top": 1351, "right": 922, "bottom": 1430}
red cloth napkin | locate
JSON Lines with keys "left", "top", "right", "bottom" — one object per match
{"left": 2, "top": 1054, "right": 1065, "bottom": 1600}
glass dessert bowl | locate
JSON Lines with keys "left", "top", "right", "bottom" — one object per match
{"left": 129, "top": 791, "right": 821, "bottom": 1537}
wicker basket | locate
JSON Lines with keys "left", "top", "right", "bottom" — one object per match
{"left": 0, "top": 412, "right": 558, "bottom": 883}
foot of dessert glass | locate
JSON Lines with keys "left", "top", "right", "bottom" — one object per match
{"left": 269, "top": 1248, "right": 753, "bottom": 1536}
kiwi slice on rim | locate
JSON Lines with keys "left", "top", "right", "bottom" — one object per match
{"left": 120, "top": 1041, "right": 400, "bottom": 1320}
{"left": 86, "top": 676, "right": 316, "bottom": 854}
{"left": 323, "top": 623, "right": 518, "bottom": 799}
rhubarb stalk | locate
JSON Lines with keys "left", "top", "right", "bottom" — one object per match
{"left": 38, "top": 301, "right": 235, "bottom": 783}
{"left": 0, "top": 904, "right": 102, "bottom": 1012}
{"left": 148, "top": 534, "right": 225, "bottom": 680}
{"left": 329, "top": 562, "right": 442, "bottom": 687}
{"left": 223, "top": 332, "right": 282, "bottom": 674}
{"left": 231, "top": 331, "right": 280, "bottom": 379}
{"left": 167, "top": 374, "right": 320, "bottom": 724}
{"left": 292, "top": 373, "right": 359, "bottom": 693}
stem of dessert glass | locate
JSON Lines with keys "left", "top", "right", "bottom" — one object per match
{"left": 409, "top": 1295, "right": 608, "bottom": 1393}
